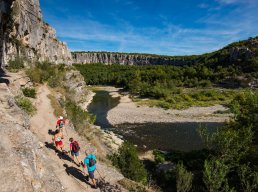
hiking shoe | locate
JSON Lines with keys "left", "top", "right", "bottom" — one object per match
{"left": 91, "top": 185, "right": 97, "bottom": 189}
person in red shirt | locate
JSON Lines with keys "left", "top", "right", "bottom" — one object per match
{"left": 56, "top": 116, "right": 66, "bottom": 134}
{"left": 52, "top": 129, "right": 64, "bottom": 152}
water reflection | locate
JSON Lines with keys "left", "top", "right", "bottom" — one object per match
{"left": 88, "top": 89, "right": 223, "bottom": 152}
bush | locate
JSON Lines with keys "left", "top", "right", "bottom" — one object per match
{"left": 15, "top": 96, "right": 36, "bottom": 115}
{"left": 26, "top": 62, "right": 65, "bottom": 86}
{"left": 109, "top": 142, "right": 148, "bottom": 183}
{"left": 65, "top": 99, "right": 96, "bottom": 139}
{"left": 7, "top": 57, "right": 24, "bottom": 71}
{"left": 176, "top": 162, "right": 193, "bottom": 192}
{"left": 22, "top": 87, "right": 36, "bottom": 98}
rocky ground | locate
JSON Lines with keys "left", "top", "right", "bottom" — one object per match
{"left": 0, "top": 71, "right": 125, "bottom": 192}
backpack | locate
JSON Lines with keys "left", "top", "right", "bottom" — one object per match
{"left": 59, "top": 120, "right": 65, "bottom": 128}
{"left": 72, "top": 141, "right": 80, "bottom": 152}
{"left": 89, "top": 155, "right": 96, "bottom": 167}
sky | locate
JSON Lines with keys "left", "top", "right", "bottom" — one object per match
{"left": 39, "top": 0, "right": 258, "bottom": 56}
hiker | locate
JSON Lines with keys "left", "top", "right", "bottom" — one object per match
{"left": 56, "top": 116, "right": 66, "bottom": 134}
{"left": 52, "top": 129, "right": 64, "bottom": 152}
{"left": 69, "top": 138, "right": 83, "bottom": 166}
{"left": 83, "top": 150, "right": 97, "bottom": 188}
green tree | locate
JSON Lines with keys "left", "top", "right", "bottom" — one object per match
{"left": 109, "top": 142, "right": 148, "bottom": 183}
{"left": 176, "top": 162, "right": 193, "bottom": 192}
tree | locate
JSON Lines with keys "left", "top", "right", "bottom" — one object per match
{"left": 176, "top": 162, "right": 193, "bottom": 192}
{"left": 109, "top": 142, "right": 148, "bottom": 183}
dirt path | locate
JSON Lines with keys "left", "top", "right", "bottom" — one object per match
{"left": 30, "top": 85, "right": 123, "bottom": 192}
{"left": 30, "top": 85, "right": 93, "bottom": 191}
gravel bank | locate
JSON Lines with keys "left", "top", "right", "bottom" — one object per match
{"left": 106, "top": 89, "right": 231, "bottom": 125}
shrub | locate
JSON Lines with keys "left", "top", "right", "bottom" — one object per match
{"left": 7, "top": 57, "right": 24, "bottom": 71}
{"left": 176, "top": 162, "right": 193, "bottom": 192}
{"left": 65, "top": 99, "right": 96, "bottom": 136}
{"left": 26, "top": 62, "right": 65, "bottom": 86}
{"left": 15, "top": 96, "right": 36, "bottom": 115}
{"left": 26, "top": 67, "right": 42, "bottom": 83}
{"left": 109, "top": 142, "right": 148, "bottom": 183}
{"left": 22, "top": 87, "right": 36, "bottom": 98}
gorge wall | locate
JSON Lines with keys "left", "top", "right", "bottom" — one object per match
{"left": 72, "top": 52, "right": 196, "bottom": 66}
{"left": 0, "top": 0, "right": 72, "bottom": 68}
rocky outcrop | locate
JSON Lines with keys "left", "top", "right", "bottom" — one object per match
{"left": 0, "top": 0, "right": 72, "bottom": 68}
{"left": 0, "top": 76, "right": 64, "bottom": 192}
{"left": 229, "top": 47, "right": 254, "bottom": 62}
{"left": 72, "top": 52, "right": 195, "bottom": 66}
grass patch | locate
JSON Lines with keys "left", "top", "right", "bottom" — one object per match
{"left": 135, "top": 88, "right": 247, "bottom": 109}
{"left": 15, "top": 96, "right": 36, "bottom": 115}
{"left": 26, "top": 62, "right": 66, "bottom": 87}
{"left": 47, "top": 94, "right": 64, "bottom": 117}
{"left": 22, "top": 87, "right": 36, "bottom": 98}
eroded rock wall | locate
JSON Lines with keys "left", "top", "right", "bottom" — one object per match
{"left": 0, "top": 0, "right": 72, "bottom": 68}
{"left": 72, "top": 52, "right": 194, "bottom": 65}
{"left": 0, "top": 80, "right": 64, "bottom": 192}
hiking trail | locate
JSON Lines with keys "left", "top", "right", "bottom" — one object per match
{"left": 30, "top": 85, "right": 124, "bottom": 192}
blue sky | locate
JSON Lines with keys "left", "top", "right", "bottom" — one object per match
{"left": 39, "top": 0, "right": 258, "bottom": 56}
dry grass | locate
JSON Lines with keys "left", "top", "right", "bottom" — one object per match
{"left": 47, "top": 94, "right": 64, "bottom": 118}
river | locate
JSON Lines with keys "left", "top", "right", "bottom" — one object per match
{"left": 88, "top": 89, "right": 222, "bottom": 152}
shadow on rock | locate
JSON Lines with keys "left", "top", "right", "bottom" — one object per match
{"left": 57, "top": 151, "right": 73, "bottom": 162}
{"left": 45, "top": 141, "right": 73, "bottom": 162}
{"left": 63, "top": 164, "right": 91, "bottom": 185}
{"left": 45, "top": 141, "right": 58, "bottom": 153}
{"left": 48, "top": 129, "right": 56, "bottom": 135}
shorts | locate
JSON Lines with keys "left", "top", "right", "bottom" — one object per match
{"left": 55, "top": 140, "right": 63, "bottom": 147}
{"left": 71, "top": 151, "right": 79, "bottom": 156}
{"left": 88, "top": 170, "right": 95, "bottom": 179}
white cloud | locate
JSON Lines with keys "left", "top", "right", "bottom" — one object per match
{"left": 215, "top": 0, "right": 256, "bottom": 5}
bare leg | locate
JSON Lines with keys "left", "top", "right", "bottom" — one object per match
{"left": 76, "top": 156, "right": 82, "bottom": 164}
{"left": 91, "top": 178, "right": 96, "bottom": 187}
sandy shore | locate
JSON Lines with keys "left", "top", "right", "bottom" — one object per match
{"left": 106, "top": 88, "right": 231, "bottom": 125}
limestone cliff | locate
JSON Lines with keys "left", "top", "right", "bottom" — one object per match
{"left": 72, "top": 37, "right": 258, "bottom": 66}
{"left": 0, "top": 0, "right": 72, "bottom": 68}
{"left": 72, "top": 52, "right": 195, "bottom": 65}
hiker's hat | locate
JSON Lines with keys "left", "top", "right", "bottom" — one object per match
{"left": 60, "top": 116, "right": 63, "bottom": 120}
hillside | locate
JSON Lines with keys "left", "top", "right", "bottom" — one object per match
{"left": 72, "top": 36, "right": 258, "bottom": 73}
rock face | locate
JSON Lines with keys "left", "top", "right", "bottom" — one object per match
{"left": 0, "top": 0, "right": 72, "bottom": 68}
{"left": 72, "top": 52, "right": 195, "bottom": 65}
{"left": 229, "top": 47, "right": 254, "bottom": 62}
{"left": 0, "top": 76, "right": 64, "bottom": 192}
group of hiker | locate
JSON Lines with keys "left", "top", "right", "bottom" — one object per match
{"left": 52, "top": 116, "right": 98, "bottom": 189}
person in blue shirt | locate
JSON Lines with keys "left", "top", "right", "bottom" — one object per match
{"left": 83, "top": 150, "right": 97, "bottom": 188}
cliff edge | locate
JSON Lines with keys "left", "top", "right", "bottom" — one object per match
{"left": 0, "top": 0, "right": 72, "bottom": 68}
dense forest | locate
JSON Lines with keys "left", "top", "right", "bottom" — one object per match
{"left": 75, "top": 63, "right": 255, "bottom": 109}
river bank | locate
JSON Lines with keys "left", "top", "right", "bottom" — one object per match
{"left": 86, "top": 86, "right": 230, "bottom": 152}
{"left": 105, "top": 88, "right": 231, "bottom": 125}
